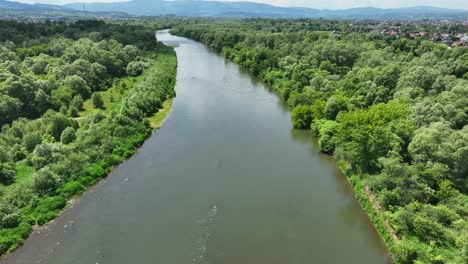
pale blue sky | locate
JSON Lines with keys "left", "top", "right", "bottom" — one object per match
{"left": 13, "top": 0, "right": 468, "bottom": 10}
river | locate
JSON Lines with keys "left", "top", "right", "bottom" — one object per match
{"left": 2, "top": 30, "right": 389, "bottom": 264}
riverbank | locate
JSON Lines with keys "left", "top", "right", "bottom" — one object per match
{"left": 337, "top": 161, "right": 398, "bottom": 264}
{"left": 0, "top": 46, "right": 177, "bottom": 258}
{"left": 168, "top": 29, "right": 395, "bottom": 262}
{"left": 149, "top": 99, "right": 174, "bottom": 129}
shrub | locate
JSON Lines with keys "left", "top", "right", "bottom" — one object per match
{"left": 60, "top": 127, "right": 76, "bottom": 144}
{"left": 92, "top": 92, "right": 104, "bottom": 109}
{"left": 23, "top": 132, "right": 42, "bottom": 152}
{"left": 33, "top": 167, "right": 60, "bottom": 195}
{"left": 0, "top": 163, "right": 16, "bottom": 185}
{"left": 78, "top": 176, "right": 94, "bottom": 187}
{"left": 1, "top": 213, "right": 20, "bottom": 229}
{"left": 69, "top": 106, "right": 79, "bottom": 118}
{"left": 85, "top": 163, "right": 107, "bottom": 179}
{"left": 291, "top": 105, "right": 314, "bottom": 129}
{"left": 34, "top": 196, "right": 66, "bottom": 214}
{"left": 59, "top": 181, "right": 84, "bottom": 198}
{"left": 126, "top": 61, "right": 144, "bottom": 76}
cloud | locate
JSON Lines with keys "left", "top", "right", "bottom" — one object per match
{"left": 11, "top": 0, "right": 468, "bottom": 9}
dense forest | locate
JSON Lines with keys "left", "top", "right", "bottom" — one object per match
{"left": 0, "top": 20, "right": 176, "bottom": 255}
{"left": 171, "top": 19, "right": 468, "bottom": 263}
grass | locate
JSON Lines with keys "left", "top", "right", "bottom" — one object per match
{"left": 78, "top": 77, "right": 137, "bottom": 118}
{"left": 14, "top": 162, "right": 35, "bottom": 186}
{"left": 0, "top": 162, "right": 35, "bottom": 201}
{"left": 148, "top": 99, "right": 174, "bottom": 129}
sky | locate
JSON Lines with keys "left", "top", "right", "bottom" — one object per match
{"left": 12, "top": 0, "right": 468, "bottom": 10}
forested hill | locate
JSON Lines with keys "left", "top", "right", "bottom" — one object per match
{"left": 0, "top": 20, "right": 176, "bottom": 255}
{"left": 65, "top": 0, "right": 468, "bottom": 19}
{"left": 0, "top": 0, "right": 128, "bottom": 19}
{"left": 171, "top": 19, "right": 468, "bottom": 263}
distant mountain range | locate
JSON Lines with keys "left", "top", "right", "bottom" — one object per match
{"left": 65, "top": 0, "right": 468, "bottom": 19}
{"left": 0, "top": 0, "right": 127, "bottom": 18}
{"left": 0, "top": 0, "right": 68, "bottom": 11}
{"left": 1, "top": 0, "right": 468, "bottom": 19}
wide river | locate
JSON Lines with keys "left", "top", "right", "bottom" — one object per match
{"left": 2, "top": 30, "right": 389, "bottom": 264}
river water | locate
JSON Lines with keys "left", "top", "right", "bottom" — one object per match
{"left": 2, "top": 30, "right": 389, "bottom": 264}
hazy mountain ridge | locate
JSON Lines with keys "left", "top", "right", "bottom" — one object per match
{"left": 64, "top": 0, "right": 468, "bottom": 18}
{"left": 1, "top": 0, "right": 467, "bottom": 19}
{"left": 0, "top": 0, "right": 128, "bottom": 18}
{"left": 0, "top": 0, "right": 70, "bottom": 11}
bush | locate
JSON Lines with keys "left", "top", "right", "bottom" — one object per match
{"left": 324, "top": 95, "right": 348, "bottom": 120}
{"left": 23, "top": 132, "right": 42, "bottom": 152}
{"left": 78, "top": 176, "right": 94, "bottom": 187}
{"left": 69, "top": 106, "right": 79, "bottom": 118}
{"left": 291, "top": 105, "right": 314, "bottom": 129}
{"left": 33, "top": 196, "right": 66, "bottom": 215}
{"left": 29, "top": 196, "right": 66, "bottom": 225}
{"left": 13, "top": 149, "right": 27, "bottom": 161}
{"left": 85, "top": 163, "right": 107, "bottom": 179}
{"left": 33, "top": 167, "right": 60, "bottom": 195}
{"left": 413, "top": 215, "right": 447, "bottom": 245}
{"left": 1, "top": 213, "right": 20, "bottom": 229}
{"left": 60, "top": 127, "right": 76, "bottom": 144}
{"left": 126, "top": 61, "right": 144, "bottom": 76}
{"left": 105, "top": 154, "right": 124, "bottom": 166}
{"left": 92, "top": 92, "right": 104, "bottom": 109}
{"left": 394, "top": 239, "right": 423, "bottom": 264}
{"left": 0, "top": 163, "right": 16, "bottom": 185}
{"left": 0, "top": 235, "right": 19, "bottom": 255}
{"left": 378, "top": 188, "right": 401, "bottom": 210}
{"left": 59, "top": 181, "right": 85, "bottom": 198}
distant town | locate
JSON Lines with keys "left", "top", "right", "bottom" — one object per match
{"left": 366, "top": 20, "right": 468, "bottom": 48}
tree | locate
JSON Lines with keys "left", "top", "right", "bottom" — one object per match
{"left": 324, "top": 95, "right": 348, "bottom": 120}
{"left": 291, "top": 105, "right": 314, "bottom": 129}
{"left": 46, "top": 112, "right": 72, "bottom": 141}
{"left": 0, "top": 95, "right": 21, "bottom": 126}
{"left": 33, "top": 167, "right": 59, "bottom": 195}
{"left": 92, "top": 92, "right": 104, "bottom": 109}
{"left": 70, "top": 95, "right": 84, "bottom": 111}
{"left": 65, "top": 75, "right": 91, "bottom": 98}
{"left": 126, "top": 61, "right": 144, "bottom": 77}
{"left": 336, "top": 101, "right": 412, "bottom": 173}
{"left": 60, "top": 127, "right": 76, "bottom": 144}
{"left": 0, "top": 163, "right": 15, "bottom": 185}
{"left": 23, "top": 132, "right": 42, "bottom": 152}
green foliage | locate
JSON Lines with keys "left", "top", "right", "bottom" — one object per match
{"left": 60, "top": 127, "right": 76, "bottom": 144}
{"left": 32, "top": 167, "right": 60, "bottom": 195}
{"left": 311, "top": 120, "right": 338, "bottom": 154}
{"left": 26, "top": 135, "right": 42, "bottom": 158}
{"left": 46, "top": 111, "right": 72, "bottom": 141}
{"left": 324, "top": 94, "right": 348, "bottom": 120}
{"left": 0, "top": 20, "right": 177, "bottom": 256}
{"left": 85, "top": 163, "right": 107, "bottom": 179}
{"left": 126, "top": 61, "right": 145, "bottom": 76}
{"left": 91, "top": 92, "right": 104, "bottom": 109}
{"left": 58, "top": 181, "right": 85, "bottom": 198}
{"left": 0, "top": 163, "right": 16, "bottom": 185}
{"left": 172, "top": 19, "right": 468, "bottom": 263}
{"left": 291, "top": 105, "right": 314, "bottom": 129}
{"left": 336, "top": 101, "right": 413, "bottom": 173}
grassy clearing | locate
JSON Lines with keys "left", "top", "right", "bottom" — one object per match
{"left": 78, "top": 77, "right": 138, "bottom": 118}
{"left": 14, "top": 162, "right": 35, "bottom": 186}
